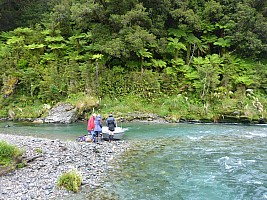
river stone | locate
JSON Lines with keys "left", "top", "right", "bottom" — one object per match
{"left": 44, "top": 103, "right": 77, "bottom": 124}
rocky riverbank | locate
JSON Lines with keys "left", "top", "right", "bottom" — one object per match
{"left": 0, "top": 134, "right": 130, "bottom": 200}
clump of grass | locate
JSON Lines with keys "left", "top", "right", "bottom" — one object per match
{"left": 35, "top": 147, "right": 42, "bottom": 154}
{"left": 0, "top": 140, "right": 24, "bottom": 175}
{"left": 58, "top": 169, "right": 82, "bottom": 193}
{"left": 0, "top": 140, "right": 23, "bottom": 166}
{"left": 17, "top": 162, "right": 26, "bottom": 168}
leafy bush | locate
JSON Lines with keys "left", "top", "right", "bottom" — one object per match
{"left": 58, "top": 169, "right": 82, "bottom": 193}
{"left": 0, "top": 109, "right": 8, "bottom": 118}
{"left": 11, "top": 102, "right": 47, "bottom": 119}
{"left": 0, "top": 140, "right": 23, "bottom": 166}
{"left": 99, "top": 95, "right": 142, "bottom": 115}
{"left": 0, "top": 98, "right": 49, "bottom": 118}
{"left": 66, "top": 93, "right": 98, "bottom": 114}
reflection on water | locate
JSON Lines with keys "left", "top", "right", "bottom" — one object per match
{"left": 0, "top": 121, "right": 267, "bottom": 199}
{"left": 0, "top": 121, "right": 88, "bottom": 141}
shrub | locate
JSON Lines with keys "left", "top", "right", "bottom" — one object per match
{"left": 58, "top": 169, "right": 82, "bottom": 193}
{"left": 0, "top": 140, "right": 23, "bottom": 166}
{"left": 65, "top": 93, "right": 99, "bottom": 117}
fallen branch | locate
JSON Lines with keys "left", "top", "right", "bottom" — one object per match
{"left": 26, "top": 154, "right": 43, "bottom": 163}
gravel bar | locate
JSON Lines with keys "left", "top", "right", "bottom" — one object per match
{"left": 0, "top": 133, "right": 130, "bottom": 200}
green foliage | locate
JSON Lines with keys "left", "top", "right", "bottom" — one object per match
{"left": 120, "top": 3, "right": 152, "bottom": 29}
{"left": 0, "top": 140, "right": 23, "bottom": 166}
{"left": 58, "top": 169, "right": 82, "bottom": 193}
{"left": 190, "top": 54, "right": 222, "bottom": 99}
{"left": 17, "top": 162, "right": 26, "bottom": 169}
{"left": 166, "top": 37, "right": 187, "bottom": 59}
{"left": 129, "top": 70, "right": 161, "bottom": 99}
{"left": 0, "top": 99, "right": 50, "bottom": 118}
{"left": 0, "top": 0, "right": 53, "bottom": 32}
{"left": 214, "top": 38, "right": 231, "bottom": 48}
{"left": 227, "top": 2, "right": 267, "bottom": 58}
{"left": 160, "top": 95, "right": 189, "bottom": 119}
{"left": 35, "top": 148, "right": 43, "bottom": 154}
{"left": 66, "top": 93, "right": 98, "bottom": 115}
{"left": 0, "top": 0, "right": 266, "bottom": 121}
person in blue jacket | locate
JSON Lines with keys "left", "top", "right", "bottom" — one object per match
{"left": 94, "top": 114, "right": 103, "bottom": 142}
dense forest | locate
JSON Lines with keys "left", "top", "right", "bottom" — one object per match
{"left": 0, "top": 0, "right": 267, "bottom": 122}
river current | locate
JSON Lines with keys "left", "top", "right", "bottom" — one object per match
{"left": 0, "top": 121, "right": 266, "bottom": 200}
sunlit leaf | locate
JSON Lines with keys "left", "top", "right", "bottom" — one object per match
{"left": 25, "top": 44, "right": 45, "bottom": 50}
{"left": 45, "top": 36, "right": 65, "bottom": 43}
{"left": 7, "top": 36, "right": 24, "bottom": 45}
{"left": 48, "top": 44, "right": 66, "bottom": 50}
{"left": 214, "top": 38, "right": 231, "bottom": 47}
{"left": 92, "top": 54, "right": 103, "bottom": 60}
{"left": 13, "top": 27, "right": 33, "bottom": 35}
{"left": 151, "top": 59, "right": 167, "bottom": 68}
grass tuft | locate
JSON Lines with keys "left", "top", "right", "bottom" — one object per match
{"left": 0, "top": 140, "right": 24, "bottom": 175}
{"left": 58, "top": 169, "right": 82, "bottom": 193}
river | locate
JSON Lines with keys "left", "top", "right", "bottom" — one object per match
{"left": 0, "top": 121, "right": 266, "bottom": 200}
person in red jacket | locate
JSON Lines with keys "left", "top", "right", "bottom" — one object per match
{"left": 87, "top": 113, "right": 96, "bottom": 141}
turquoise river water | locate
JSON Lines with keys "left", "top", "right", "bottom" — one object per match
{"left": 0, "top": 121, "right": 266, "bottom": 200}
